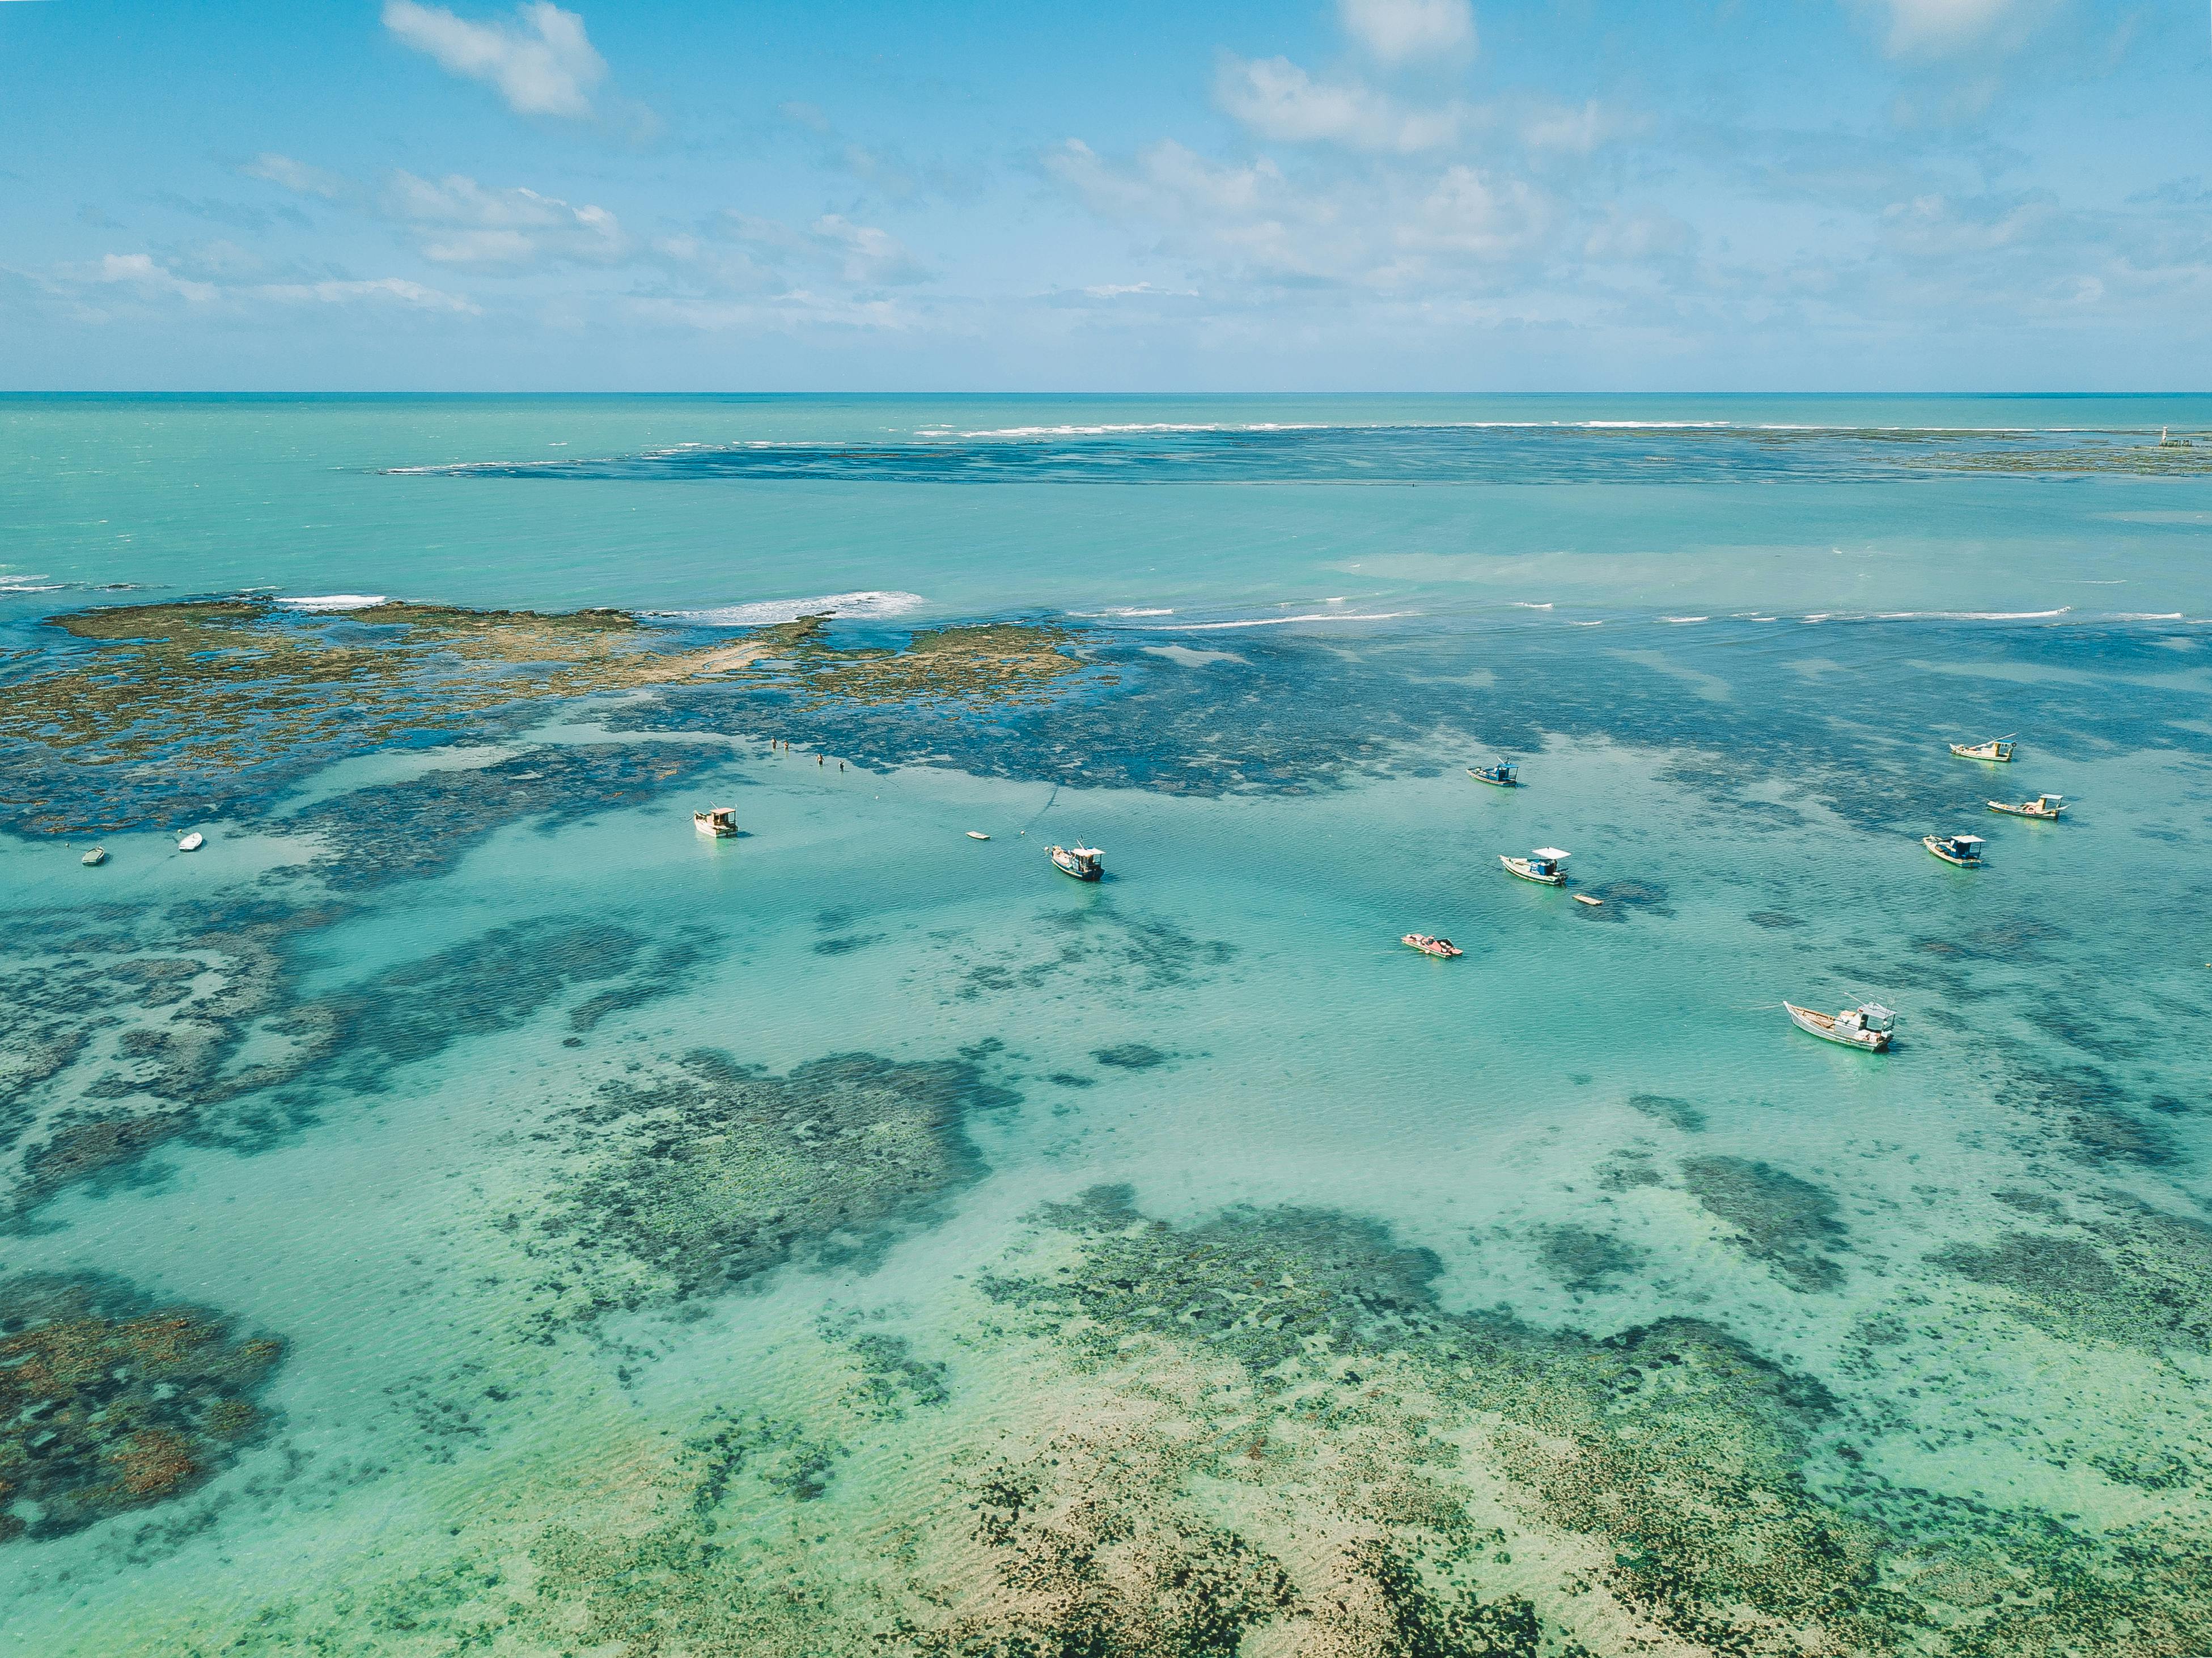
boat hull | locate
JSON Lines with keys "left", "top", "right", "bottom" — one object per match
{"left": 1500, "top": 856, "right": 1564, "bottom": 885}
{"left": 1923, "top": 836, "right": 1982, "bottom": 867}
{"left": 1986, "top": 802, "right": 2061, "bottom": 819}
{"left": 1950, "top": 744, "right": 2014, "bottom": 762}
{"left": 1785, "top": 1002, "right": 1889, "bottom": 1052}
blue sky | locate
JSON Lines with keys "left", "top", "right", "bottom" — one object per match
{"left": 2, "top": 0, "right": 2209, "bottom": 390}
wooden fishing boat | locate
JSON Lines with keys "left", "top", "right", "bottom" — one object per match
{"left": 1924, "top": 833, "right": 1986, "bottom": 867}
{"left": 693, "top": 807, "right": 739, "bottom": 837}
{"left": 80, "top": 846, "right": 107, "bottom": 867}
{"left": 1786, "top": 1000, "right": 1895, "bottom": 1052}
{"left": 1988, "top": 794, "right": 2064, "bottom": 820}
{"left": 177, "top": 832, "right": 205, "bottom": 851}
{"left": 1467, "top": 760, "right": 1519, "bottom": 787}
{"left": 1500, "top": 847, "right": 1569, "bottom": 885}
{"left": 1050, "top": 843, "right": 1103, "bottom": 881}
{"left": 1401, "top": 934, "right": 1461, "bottom": 958}
{"left": 1950, "top": 735, "right": 2016, "bottom": 762}
{"left": 966, "top": 830, "right": 990, "bottom": 841}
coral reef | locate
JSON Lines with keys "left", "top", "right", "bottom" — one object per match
{"left": 0, "top": 1273, "right": 283, "bottom": 1542}
{"left": 1679, "top": 1156, "right": 1847, "bottom": 1292}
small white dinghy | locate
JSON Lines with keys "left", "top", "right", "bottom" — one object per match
{"left": 81, "top": 846, "right": 108, "bottom": 867}
{"left": 1988, "top": 794, "right": 2064, "bottom": 820}
{"left": 177, "top": 832, "right": 205, "bottom": 852}
{"left": 1401, "top": 933, "right": 1462, "bottom": 958}
{"left": 967, "top": 830, "right": 990, "bottom": 841}
{"left": 1924, "top": 833, "right": 1985, "bottom": 867}
{"left": 1501, "top": 847, "right": 1569, "bottom": 886}
{"left": 1786, "top": 1000, "right": 1896, "bottom": 1052}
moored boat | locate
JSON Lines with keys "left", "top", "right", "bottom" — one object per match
{"left": 177, "top": 831, "right": 205, "bottom": 851}
{"left": 966, "top": 830, "right": 990, "bottom": 841}
{"left": 1573, "top": 894, "right": 1603, "bottom": 907}
{"left": 1786, "top": 1000, "right": 1896, "bottom": 1051}
{"left": 1467, "top": 759, "right": 1519, "bottom": 787}
{"left": 1050, "top": 843, "right": 1103, "bottom": 881}
{"left": 1500, "top": 847, "right": 1569, "bottom": 885}
{"left": 1923, "top": 833, "right": 1986, "bottom": 867}
{"left": 693, "top": 807, "right": 739, "bottom": 837}
{"left": 81, "top": 846, "right": 108, "bottom": 867}
{"left": 1950, "top": 735, "right": 2016, "bottom": 762}
{"left": 1988, "top": 794, "right": 2064, "bottom": 819}
{"left": 1401, "top": 933, "right": 1461, "bottom": 958}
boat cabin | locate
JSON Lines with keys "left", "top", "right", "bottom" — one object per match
{"left": 1528, "top": 847, "right": 1567, "bottom": 877}
{"left": 694, "top": 807, "right": 739, "bottom": 838}
{"left": 1844, "top": 1003, "right": 1896, "bottom": 1035}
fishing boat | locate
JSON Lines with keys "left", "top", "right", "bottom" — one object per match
{"left": 1950, "top": 735, "right": 2016, "bottom": 762}
{"left": 1467, "top": 760, "right": 1519, "bottom": 787}
{"left": 1923, "top": 833, "right": 1986, "bottom": 867}
{"left": 1049, "top": 844, "right": 1103, "bottom": 881}
{"left": 1401, "top": 933, "right": 1461, "bottom": 958}
{"left": 966, "top": 830, "right": 990, "bottom": 841}
{"left": 1785, "top": 1000, "right": 1896, "bottom": 1052}
{"left": 693, "top": 807, "right": 739, "bottom": 838}
{"left": 1988, "top": 794, "right": 2065, "bottom": 820}
{"left": 177, "top": 832, "right": 205, "bottom": 851}
{"left": 1500, "top": 847, "right": 1569, "bottom": 885}
{"left": 81, "top": 846, "right": 107, "bottom": 867}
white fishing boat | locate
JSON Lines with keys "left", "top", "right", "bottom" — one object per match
{"left": 81, "top": 846, "right": 107, "bottom": 867}
{"left": 1786, "top": 1000, "right": 1896, "bottom": 1052}
{"left": 1467, "top": 759, "right": 1519, "bottom": 787}
{"left": 1924, "top": 833, "right": 1986, "bottom": 867}
{"left": 1950, "top": 735, "right": 2016, "bottom": 762}
{"left": 177, "top": 832, "right": 205, "bottom": 851}
{"left": 1988, "top": 793, "right": 2065, "bottom": 820}
{"left": 1050, "top": 843, "right": 1103, "bottom": 881}
{"left": 693, "top": 807, "right": 739, "bottom": 838}
{"left": 1501, "top": 847, "right": 1569, "bottom": 885}
{"left": 1401, "top": 933, "right": 1461, "bottom": 958}
{"left": 967, "top": 830, "right": 990, "bottom": 841}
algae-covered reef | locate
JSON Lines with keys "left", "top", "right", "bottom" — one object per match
{"left": 734, "top": 613, "right": 1093, "bottom": 709}
{"left": 0, "top": 1273, "right": 283, "bottom": 1542}
{"left": 522, "top": 1048, "right": 1015, "bottom": 1321}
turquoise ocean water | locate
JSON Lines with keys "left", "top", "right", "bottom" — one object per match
{"left": 3, "top": 396, "right": 2211, "bottom": 1655}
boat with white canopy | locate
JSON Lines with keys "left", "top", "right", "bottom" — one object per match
{"left": 1950, "top": 735, "right": 2016, "bottom": 762}
{"left": 1501, "top": 847, "right": 1569, "bottom": 885}
{"left": 1050, "top": 844, "right": 1103, "bottom": 881}
{"left": 1924, "top": 833, "right": 1986, "bottom": 867}
{"left": 1786, "top": 1000, "right": 1896, "bottom": 1051}
{"left": 693, "top": 807, "right": 739, "bottom": 837}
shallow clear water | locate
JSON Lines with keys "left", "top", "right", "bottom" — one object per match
{"left": 3, "top": 395, "right": 2210, "bottom": 1656}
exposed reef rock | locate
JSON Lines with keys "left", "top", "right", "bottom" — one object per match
{"left": 736, "top": 614, "right": 1092, "bottom": 709}
{"left": 0, "top": 1273, "right": 283, "bottom": 1542}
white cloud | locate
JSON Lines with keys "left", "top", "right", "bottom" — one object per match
{"left": 809, "top": 215, "right": 928, "bottom": 286}
{"left": 381, "top": 0, "right": 606, "bottom": 119}
{"left": 1520, "top": 100, "right": 1639, "bottom": 155}
{"left": 1401, "top": 166, "right": 1549, "bottom": 258}
{"left": 1336, "top": 0, "right": 1476, "bottom": 63}
{"left": 242, "top": 153, "right": 350, "bottom": 201}
{"left": 1867, "top": 0, "right": 2024, "bottom": 58}
{"left": 77, "top": 253, "right": 477, "bottom": 314}
{"left": 1215, "top": 56, "right": 1463, "bottom": 154}
{"left": 383, "top": 171, "right": 625, "bottom": 267}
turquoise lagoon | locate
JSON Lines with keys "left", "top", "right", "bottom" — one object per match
{"left": 2, "top": 396, "right": 2211, "bottom": 1655}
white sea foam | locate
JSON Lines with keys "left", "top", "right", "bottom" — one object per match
{"left": 278, "top": 594, "right": 388, "bottom": 611}
{"left": 950, "top": 422, "right": 1324, "bottom": 438}
{"left": 0, "top": 579, "right": 65, "bottom": 593}
{"left": 1156, "top": 611, "right": 1408, "bottom": 631}
{"left": 2106, "top": 612, "right": 2185, "bottom": 621}
{"left": 1105, "top": 606, "right": 1176, "bottom": 617}
{"left": 1508, "top": 601, "right": 1554, "bottom": 609}
{"left": 1871, "top": 608, "right": 2071, "bottom": 621}
{"left": 678, "top": 590, "right": 927, "bottom": 627}
{"left": 1660, "top": 616, "right": 1709, "bottom": 624}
